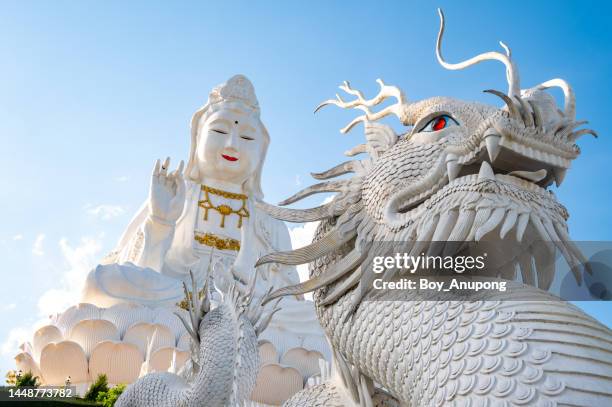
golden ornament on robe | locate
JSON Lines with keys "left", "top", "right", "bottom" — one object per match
{"left": 194, "top": 232, "right": 240, "bottom": 251}
{"left": 198, "top": 185, "right": 249, "bottom": 228}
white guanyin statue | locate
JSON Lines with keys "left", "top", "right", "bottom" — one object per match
{"left": 85, "top": 74, "right": 303, "bottom": 307}
{"left": 15, "top": 75, "right": 329, "bottom": 405}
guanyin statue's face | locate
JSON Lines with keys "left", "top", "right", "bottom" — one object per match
{"left": 195, "top": 104, "right": 264, "bottom": 185}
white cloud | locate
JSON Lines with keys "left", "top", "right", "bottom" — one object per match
{"left": 86, "top": 204, "right": 125, "bottom": 220}
{"left": 295, "top": 174, "right": 302, "bottom": 187}
{"left": 115, "top": 176, "right": 129, "bottom": 183}
{"left": 1, "top": 236, "right": 103, "bottom": 361}
{"left": 2, "top": 303, "right": 16, "bottom": 312}
{"left": 12, "top": 234, "right": 23, "bottom": 241}
{"left": 1, "top": 318, "right": 49, "bottom": 357}
{"left": 1, "top": 326, "right": 30, "bottom": 356}
{"left": 36, "top": 237, "right": 103, "bottom": 316}
{"left": 32, "top": 234, "right": 45, "bottom": 256}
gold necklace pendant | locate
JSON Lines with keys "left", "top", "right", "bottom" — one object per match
{"left": 194, "top": 232, "right": 241, "bottom": 251}
{"left": 198, "top": 184, "right": 250, "bottom": 228}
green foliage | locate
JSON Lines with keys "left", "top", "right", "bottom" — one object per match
{"left": 15, "top": 371, "right": 39, "bottom": 387}
{"left": 96, "top": 384, "right": 126, "bottom": 407}
{"left": 84, "top": 374, "right": 109, "bottom": 401}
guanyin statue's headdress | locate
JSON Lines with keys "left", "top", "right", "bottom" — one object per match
{"left": 186, "top": 74, "right": 270, "bottom": 200}
{"left": 207, "top": 74, "right": 260, "bottom": 112}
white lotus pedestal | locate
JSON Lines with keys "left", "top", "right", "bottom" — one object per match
{"left": 16, "top": 301, "right": 329, "bottom": 405}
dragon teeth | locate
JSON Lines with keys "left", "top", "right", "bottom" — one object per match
{"left": 484, "top": 133, "right": 502, "bottom": 162}
{"left": 447, "top": 161, "right": 461, "bottom": 181}
{"left": 478, "top": 161, "right": 495, "bottom": 181}
{"left": 554, "top": 168, "right": 567, "bottom": 186}
{"left": 508, "top": 169, "right": 547, "bottom": 182}
{"left": 445, "top": 153, "right": 461, "bottom": 181}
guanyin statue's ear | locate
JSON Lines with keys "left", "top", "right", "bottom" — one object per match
{"left": 186, "top": 105, "right": 207, "bottom": 183}
{"left": 244, "top": 123, "right": 269, "bottom": 201}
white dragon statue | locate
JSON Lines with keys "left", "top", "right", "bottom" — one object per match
{"left": 115, "top": 268, "right": 281, "bottom": 407}
{"left": 113, "top": 9, "right": 611, "bottom": 407}
{"left": 251, "top": 9, "right": 612, "bottom": 407}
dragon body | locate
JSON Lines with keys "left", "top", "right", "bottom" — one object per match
{"left": 256, "top": 10, "right": 612, "bottom": 407}
{"left": 116, "top": 273, "right": 279, "bottom": 407}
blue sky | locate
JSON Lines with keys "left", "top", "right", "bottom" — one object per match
{"left": 0, "top": 1, "right": 610, "bottom": 375}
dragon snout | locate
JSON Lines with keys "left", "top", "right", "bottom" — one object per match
{"left": 465, "top": 90, "right": 597, "bottom": 189}
{"left": 448, "top": 117, "right": 588, "bottom": 190}
{"left": 481, "top": 127, "right": 566, "bottom": 188}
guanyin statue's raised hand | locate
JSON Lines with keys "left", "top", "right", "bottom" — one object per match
{"left": 148, "top": 157, "right": 186, "bottom": 226}
{"left": 131, "top": 157, "right": 187, "bottom": 273}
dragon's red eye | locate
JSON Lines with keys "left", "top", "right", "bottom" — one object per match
{"left": 420, "top": 114, "right": 457, "bottom": 133}
{"left": 432, "top": 117, "right": 447, "bottom": 131}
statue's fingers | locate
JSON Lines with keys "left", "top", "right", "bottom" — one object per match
{"left": 169, "top": 160, "right": 184, "bottom": 181}
{"left": 160, "top": 157, "right": 170, "bottom": 176}
{"left": 167, "top": 170, "right": 178, "bottom": 188}
{"left": 177, "top": 160, "right": 185, "bottom": 177}
{"left": 152, "top": 159, "right": 161, "bottom": 177}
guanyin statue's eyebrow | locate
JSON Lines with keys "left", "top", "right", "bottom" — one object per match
{"left": 239, "top": 122, "right": 256, "bottom": 132}
{"left": 208, "top": 118, "right": 232, "bottom": 128}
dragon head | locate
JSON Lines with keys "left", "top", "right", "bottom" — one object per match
{"left": 256, "top": 10, "right": 596, "bottom": 309}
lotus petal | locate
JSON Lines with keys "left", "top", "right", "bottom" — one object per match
{"left": 14, "top": 352, "right": 43, "bottom": 382}
{"left": 258, "top": 340, "right": 279, "bottom": 366}
{"left": 32, "top": 325, "right": 63, "bottom": 363}
{"left": 40, "top": 341, "right": 89, "bottom": 385}
{"left": 89, "top": 341, "right": 143, "bottom": 384}
{"left": 280, "top": 347, "right": 325, "bottom": 380}
{"left": 148, "top": 347, "right": 189, "bottom": 373}
{"left": 101, "top": 303, "right": 155, "bottom": 338}
{"left": 56, "top": 303, "right": 100, "bottom": 336}
{"left": 258, "top": 330, "right": 298, "bottom": 359}
{"left": 251, "top": 364, "right": 304, "bottom": 405}
{"left": 259, "top": 322, "right": 330, "bottom": 361}
{"left": 19, "top": 341, "right": 33, "bottom": 355}
{"left": 152, "top": 308, "right": 187, "bottom": 342}
{"left": 176, "top": 331, "right": 191, "bottom": 351}
{"left": 123, "top": 323, "right": 175, "bottom": 357}
{"left": 68, "top": 319, "right": 119, "bottom": 358}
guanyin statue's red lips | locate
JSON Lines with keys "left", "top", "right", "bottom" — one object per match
{"left": 222, "top": 154, "right": 238, "bottom": 162}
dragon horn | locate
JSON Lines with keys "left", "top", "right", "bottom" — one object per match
{"left": 437, "top": 8, "right": 521, "bottom": 98}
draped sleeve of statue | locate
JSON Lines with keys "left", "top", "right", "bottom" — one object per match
{"left": 101, "top": 202, "right": 150, "bottom": 266}
{"left": 100, "top": 180, "right": 197, "bottom": 274}
{"left": 251, "top": 209, "right": 302, "bottom": 295}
